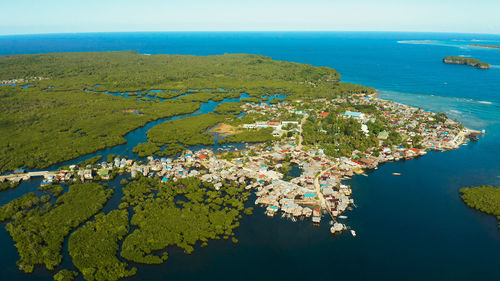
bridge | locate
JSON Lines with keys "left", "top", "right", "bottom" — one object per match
{"left": 0, "top": 171, "right": 56, "bottom": 182}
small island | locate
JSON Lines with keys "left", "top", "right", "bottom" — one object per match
{"left": 460, "top": 185, "right": 500, "bottom": 228}
{"left": 443, "top": 56, "right": 490, "bottom": 69}
{"left": 469, "top": 44, "right": 500, "bottom": 50}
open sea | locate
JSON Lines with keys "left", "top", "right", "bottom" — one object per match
{"left": 0, "top": 32, "right": 499, "bottom": 281}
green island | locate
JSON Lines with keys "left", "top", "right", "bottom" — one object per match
{"left": 0, "top": 192, "right": 40, "bottom": 222}
{"left": 443, "top": 56, "right": 490, "bottom": 69}
{"left": 460, "top": 185, "right": 500, "bottom": 228}
{"left": 120, "top": 177, "right": 251, "bottom": 264}
{"left": 53, "top": 269, "right": 79, "bottom": 281}
{"left": 469, "top": 44, "right": 500, "bottom": 50}
{"left": 214, "top": 102, "right": 244, "bottom": 115}
{"left": 5, "top": 183, "right": 113, "bottom": 273}
{"left": 68, "top": 209, "right": 137, "bottom": 281}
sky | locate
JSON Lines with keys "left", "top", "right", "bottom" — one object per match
{"left": 1, "top": 0, "right": 499, "bottom": 35}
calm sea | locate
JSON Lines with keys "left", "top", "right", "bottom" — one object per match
{"left": 0, "top": 32, "right": 499, "bottom": 281}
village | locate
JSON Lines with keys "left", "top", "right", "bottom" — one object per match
{"left": 0, "top": 94, "right": 481, "bottom": 236}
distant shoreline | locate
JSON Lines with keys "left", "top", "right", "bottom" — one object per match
{"left": 469, "top": 44, "right": 500, "bottom": 49}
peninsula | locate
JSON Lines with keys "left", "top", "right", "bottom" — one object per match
{"left": 0, "top": 52, "right": 478, "bottom": 281}
{"left": 443, "top": 56, "right": 490, "bottom": 69}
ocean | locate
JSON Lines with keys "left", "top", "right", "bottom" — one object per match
{"left": 0, "top": 32, "right": 499, "bottom": 281}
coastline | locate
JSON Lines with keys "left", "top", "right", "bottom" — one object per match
{"left": 2, "top": 92, "right": 478, "bottom": 237}
{"left": 1, "top": 31, "right": 500, "bottom": 281}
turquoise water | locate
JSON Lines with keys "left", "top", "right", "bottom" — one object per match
{"left": 0, "top": 32, "right": 499, "bottom": 280}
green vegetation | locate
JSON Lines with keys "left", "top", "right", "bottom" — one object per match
{"left": 84, "top": 155, "right": 103, "bottom": 166}
{"left": 0, "top": 52, "right": 341, "bottom": 93}
{"left": 443, "top": 56, "right": 490, "bottom": 69}
{"left": 53, "top": 269, "right": 78, "bottom": 281}
{"left": 134, "top": 113, "right": 230, "bottom": 157}
{"left": 0, "top": 192, "right": 40, "bottom": 222}
{"left": 39, "top": 184, "right": 64, "bottom": 197}
{"left": 154, "top": 91, "right": 185, "bottom": 99}
{"left": 214, "top": 102, "right": 243, "bottom": 115}
{"left": 120, "top": 177, "right": 250, "bottom": 264}
{"left": 5, "top": 183, "right": 113, "bottom": 273}
{"left": 69, "top": 209, "right": 137, "bottom": 281}
{"left": 240, "top": 97, "right": 261, "bottom": 103}
{"left": 0, "top": 181, "right": 20, "bottom": 192}
{"left": 219, "top": 128, "right": 277, "bottom": 144}
{"left": 178, "top": 91, "right": 240, "bottom": 102}
{"left": 460, "top": 185, "right": 500, "bottom": 228}
{"left": 0, "top": 52, "right": 374, "bottom": 173}
{"left": 0, "top": 86, "right": 200, "bottom": 173}
{"left": 303, "top": 113, "right": 378, "bottom": 157}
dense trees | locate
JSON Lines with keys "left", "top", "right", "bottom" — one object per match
{"left": 0, "top": 52, "right": 374, "bottom": 173}
{"left": 0, "top": 52, "right": 340, "bottom": 93}
{"left": 0, "top": 86, "right": 200, "bottom": 173}
{"left": 214, "top": 102, "right": 244, "bottom": 115}
{"left": 5, "top": 183, "right": 113, "bottom": 273}
{"left": 443, "top": 56, "right": 490, "bottom": 69}
{"left": 460, "top": 185, "right": 500, "bottom": 228}
{"left": 69, "top": 209, "right": 137, "bottom": 281}
{"left": 0, "top": 192, "right": 40, "bottom": 222}
{"left": 178, "top": 91, "right": 240, "bottom": 102}
{"left": 53, "top": 269, "right": 78, "bottom": 281}
{"left": 134, "top": 113, "right": 230, "bottom": 157}
{"left": 0, "top": 181, "right": 19, "bottom": 192}
{"left": 303, "top": 113, "right": 378, "bottom": 158}
{"left": 120, "top": 177, "right": 250, "bottom": 264}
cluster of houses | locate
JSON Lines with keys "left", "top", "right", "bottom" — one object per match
{"left": 4, "top": 92, "right": 476, "bottom": 237}
{"left": 0, "top": 76, "right": 48, "bottom": 86}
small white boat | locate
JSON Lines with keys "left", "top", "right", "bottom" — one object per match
{"left": 351, "top": 230, "right": 357, "bottom": 237}
{"left": 338, "top": 215, "right": 348, "bottom": 219}
{"left": 40, "top": 179, "right": 50, "bottom": 186}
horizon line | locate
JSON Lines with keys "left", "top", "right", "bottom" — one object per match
{"left": 1, "top": 30, "right": 500, "bottom": 37}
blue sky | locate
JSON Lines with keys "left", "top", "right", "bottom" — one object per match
{"left": 1, "top": 0, "right": 499, "bottom": 35}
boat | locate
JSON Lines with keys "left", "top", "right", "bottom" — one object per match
{"left": 338, "top": 215, "right": 348, "bottom": 219}
{"left": 291, "top": 217, "right": 297, "bottom": 222}
{"left": 392, "top": 172, "right": 401, "bottom": 176}
{"left": 40, "top": 179, "right": 50, "bottom": 186}
{"left": 351, "top": 230, "right": 357, "bottom": 237}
